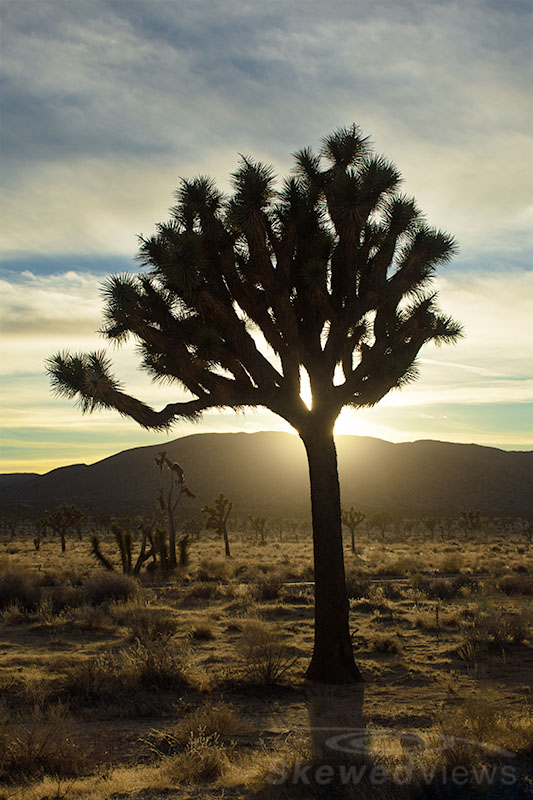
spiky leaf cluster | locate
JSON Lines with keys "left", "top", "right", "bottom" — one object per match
{"left": 47, "top": 125, "right": 462, "bottom": 431}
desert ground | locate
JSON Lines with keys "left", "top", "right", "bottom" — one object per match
{"left": 1, "top": 516, "right": 532, "bottom": 799}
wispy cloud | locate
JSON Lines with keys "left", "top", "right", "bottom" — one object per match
{"left": 2, "top": 0, "right": 532, "bottom": 257}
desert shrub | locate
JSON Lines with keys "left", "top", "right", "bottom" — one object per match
{"left": 488, "top": 558, "right": 507, "bottom": 577}
{"left": 196, "top": 558, "right": 231, "bottom": 582}
{"left": 439, "top": 553, "right": 463, "bottom": 573}
{"left": 345, "top": 573, "right": 370, "bottom": 599}
{"left": 237, "top": 620, "right": 297, "bottom": 685}
{"left": 0, "top": 603, "right": 28, "bottom": 625}
{"left": 463, "top": 609, "right": 531, "bottom": 652}
{"left": 69, "top": 603, "right": 112, "bottom": 630}
{"left": 48, "top": 584, "right": 85, "bottom": 613}
{"left": 482, "top": 611, "right": 530, "bottom": 647}
{"left": 0, "top": 567, "right": 40, "bottom": 612}
{"left": 110, "top": 601, "right": 179, "bottom": 640}
{"left": 189, "top": 623, "right": 215, "bottom": 641}
{"left": 443, "top": 698, "right": 533, "bottom": 761}
{"left": 83, "top": 572, "right": 139, "bottom": 605}
{"left": 379, "top": 581, "right": 404, "bottom": 600}
{"left": 60, "top": 651, "right": 123, "bottom": 704}
{"left": 415, "top": 609, "right": 460, "bottom": 631}
{"left": 127, "top": 638, "right": 193, "bottom": 690}
{"left": 280, "top": 587, "right": 313, "bottom": 605}
{"left": 368, "top": 634, "right": 402, "bottom": 654}
{"left": 411, "top": 575, "right": 471, "bottom": 600}
{"left": 37, "top": 568, "right": 85, "bottom": 588}
{"left": 233, "top": 562, "right": 261, "bottom": 581}
{"left": 60, "top": 638, "right": 194, "bottom": 705}
{"left": 498, "top": 574, "right": 533, "bottom": 596}
{"left": 151, "top": 702, "right": 247, "bottom": 756}
{"left": 378, "top": 555, "right": 422, "bottom": 576}
{"left": 0, "top": 701, "right": 85, "bottom": 783}
{"left": 164, "top": 730, "right": 230, "bottom": 784}
{"left": 183, "top": 582, "right": 225, "bottom": 602}
{"left": 254, "top": 575, "right": 284, "bottom": 601}
{"left": 299, "top": 564, "right": 315, "bottom": 581}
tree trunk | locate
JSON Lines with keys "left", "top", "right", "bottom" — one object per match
{"left": 222, "top": 525, "right": 231, "bottom": 558}
{"left": 300, "top": 425, "right": 363, "bottom": 683}
{"left": 167, "top": 509, "right": 177, "bottom": 569}
{"left": 351, "top": 528, "right": 355, "bottom": 554}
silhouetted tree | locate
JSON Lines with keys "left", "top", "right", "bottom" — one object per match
{"left": 371, "top": 511, "right": 394, "bottom": 541}
{"left": 47, "top": 124, "right": 461, "bottom": 683}
{"left": 461, "top": 509, "right": 481, "bottom": 533}
{"left": 521, "top": 520, "right": 533, "bottom": 548}
{"left": 41, "top": 503, "right": 85, "bottom": 552}
{"left": 342, "top": 507, "right": 365, "bottom": 553}
{"left": 249, "top": 514, "right": 268, "bottom": 544}
{"left": 90, "top": 516, "right": 158, "bottom": 574}
{"left": 154, "top": 451, "right": 195, "bottom": 568}
{"left": 202, "top": 493, "right": 232, "bottom": 557}
{"left": 183, "top": 516, "right": 203, "bottom": 540}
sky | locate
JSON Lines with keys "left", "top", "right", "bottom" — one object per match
{"left": 1, "top": 0, "right": 532, "bottom": 474}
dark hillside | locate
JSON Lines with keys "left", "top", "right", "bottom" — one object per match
{"left": 1, "top": 432, "right": 531, "bottom": 516}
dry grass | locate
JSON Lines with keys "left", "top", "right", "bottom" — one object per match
{"left": 83, "top": 571, "right": 140, "bottom": 604}
{"left": 0, "top": 523, "right": 531, "bottom": 798}
{"left": 0, "top": 700, "right": 87, "bottom": 783}
{"left": 59, "top": 637, "right": 200, "bottom": 709}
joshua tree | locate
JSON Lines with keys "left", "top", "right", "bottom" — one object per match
{"left": 90, "top": 516, "right": 159, "bottom": 574}
{"left": 41, "top": 503, "right": 85, "bottom": 553}
{"left": 183, "top": 515, "right": 203, "bottom": 540}
{"left": 47, "top": 124, "right": 461, "bottom": 683}
{"left": 461, "top": 509, "right": 481, "bottom": 533}
{"left": 370, "top": 511, "right": 394, "bottom": 541}
{"left": 423, "top": 517, "right": 438, "bottom": 538}
{"left": 521, "top": 520, "right": 533, "bottom": 548}
{"left": 249, "top": 514, "right": 268, "bottom": 544}
{"left": 341, "top": 507, "right": 366, "bottom": 554}
{"left": 202, "top": 493, "right": 232, "bottom": 558}
{"left": 154, "top": 451, "right": 195, "bottom": 568}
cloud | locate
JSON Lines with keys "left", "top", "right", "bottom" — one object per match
{"left": 1, "top": 0, "right": 532, "bottom": 258}
{"left": 1, "top": 0, "right": 532, "bottom": 468}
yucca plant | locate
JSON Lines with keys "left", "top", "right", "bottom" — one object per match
{"left": 47, "top": 125, "right": 461, "bottom": 682}
{"left": 202, "top": 493, "right": 232, "bottom": 558}
{"left": 155, "top": 451, "right": 195, "bottom": 568}
{"left": 341, "top": 506, "right": 365, "bottom": 554}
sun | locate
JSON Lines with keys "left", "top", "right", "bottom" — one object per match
{"left": 334, "top": 408, "right": 396, "bottom": 440}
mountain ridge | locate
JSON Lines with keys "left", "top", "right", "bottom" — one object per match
{"left": 1, "top": 431, "right": 531, "bottom": 516}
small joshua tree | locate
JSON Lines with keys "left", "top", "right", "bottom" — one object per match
{"left": 249, "top": 515, "right": 268, "bottom": 544}
{"left": 41, "top": 503, "right": 85, "bottom": 553}
{"left": 371, "top": 510, "right": 393, "bottom": 541}
{"left": 154, "top": 451, "right": 195, "bottom": 569}
{"left": 461, "top": 509, "right": 481, "bottom": 533}
{"left": 91, "top": 516, "right": 159, "bottom": 574}
{"left": 521, "top": 521, "right": 533, "bottom": 548}
{"left": 341, "top": 507, "right": 366, "bottom": 554}
{"left": 183, "top": 516, "right": 203, "bottom": 540}
{"left": 202, "top": 493, "right": 232, "bottom": 558}
{"left": 423, "top": 517, "right": 438, "bottom": 538}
